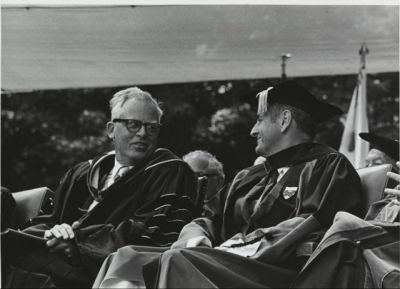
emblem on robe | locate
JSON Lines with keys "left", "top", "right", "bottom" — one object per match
{"left": 282, "top": 187, "right": 297, "bottom": 200}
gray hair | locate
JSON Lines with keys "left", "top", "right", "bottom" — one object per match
{"left": 109, "top": 87, "right": 163, "bottom": 121}
{"left": 183, "top": 150, "right": 225, "bottom": 179}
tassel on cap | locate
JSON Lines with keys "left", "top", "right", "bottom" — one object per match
{"left": 256, "top": 80, "right": 343, "bottom": 123}
{"left": 256, "top": 87, "right": 273, "bottom": 115}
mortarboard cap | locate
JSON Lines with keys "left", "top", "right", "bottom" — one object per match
{"left": 256, "top": 80, "right": 343, "bottom": 123}
{"left": 359, "top": 132, "right": 399, "bottom": 161}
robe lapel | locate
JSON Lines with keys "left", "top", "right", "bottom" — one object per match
{"left": 236, "top": 164, "right": 268, "bottom": 191}
{"left": 250, "top": 170, "right": 286, "bottom": 221}
{"left": 250, "top": 163, "right": 306, "bottom": 222}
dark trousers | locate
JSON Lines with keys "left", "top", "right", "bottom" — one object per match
{"left": 3, "top": 246, "right": 93, "bottom": 288}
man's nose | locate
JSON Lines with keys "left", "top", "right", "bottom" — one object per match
{"left": 135, "top": 124, "right": 147, "bottom": 136}
{"left": 250, "top": 123, "right": 258, "bottom": 137}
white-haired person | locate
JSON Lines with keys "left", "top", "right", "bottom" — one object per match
{"left": 183, "top": 150, "right": 225, "bottom": 217}
{"left": 358, "top": 133, "right": 400, "bottom": 221}
{"left": 2, "top": 87, "right": 198, "bottom": 288}
{"left": 359, "top": 132, "right": 399, "bottom": 168}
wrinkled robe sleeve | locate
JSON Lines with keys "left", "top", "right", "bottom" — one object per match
{"left": 171, "top": 216, "right": 220, "bottom": 248}
{"left": 74, "top": 161, "right": 198, "bottom": 268}
{"left": 249, "top": 153, "right": 362, "bottom": 263}
{"left": 23, "top": 162, "right": 90, "bottom": 236}
{"left": 296, "top": 153, "right": 363, "bottom": 227}
{"left": 172, "top": 169, "right": 248, "bottom": 248}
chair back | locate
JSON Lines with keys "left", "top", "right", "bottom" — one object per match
{"left": 12, "top": 187, "right": 54, "bottom": 228}
{"left": 356, "top": 164, "right": 393, "bottom": 215}
{"left": 196, "top": 176, "right": 209, "bottom": 209}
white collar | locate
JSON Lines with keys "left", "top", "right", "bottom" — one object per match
{"left": 111, "top": 159, "right": 133, "bottom": 178}
{"left": 277, "top": 167, "right": 290, "bottom": 182}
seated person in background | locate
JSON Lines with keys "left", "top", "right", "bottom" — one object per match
{"left": 93, "top": 80, "right": 363, "bottom": 288}
{"left": 358, "top": 132, "right": 400, "bottom": 221}
{"left": 183, "top": 150, "right": 225, "bottom": 216}
{"left": 359, "top": 132, "right": 399, "bottom": 168}
{"left": 364, "top": 161, "right": 400, "bottom": 223}
{"left": 3, "top": 87, "right": 198, "bottom": 288}
{"left": 385, "top": 161, "right": 400, "bottom": 197}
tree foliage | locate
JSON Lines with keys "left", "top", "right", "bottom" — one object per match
{"left": 2, "top": 73, "right": 398, "bottom": 191}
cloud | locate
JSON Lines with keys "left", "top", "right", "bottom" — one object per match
{"left": 196, "top": 44, "right": 209, "bottom": 56}
{"left": 248, "top": 31, "right": 259, "bottom": 40}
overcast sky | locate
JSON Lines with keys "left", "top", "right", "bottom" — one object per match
{"left": 2, "top": 3, "right": 399, "bottom": 90}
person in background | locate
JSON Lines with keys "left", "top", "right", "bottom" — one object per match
{"left": 353, "top": 132, "right": 400, "bottom": 225}
{"left": 359, "top": 132, "right": 399, "bottom": 168}
{"left": 93, "top": 80, "right": 363, "bottom": 288}
{"left": 183, "top": 150, "right": 225, "bottom": 217}
{"left": 385, "top": 161, "right": 400, "bottom": 197}
{"left": 358, "top": 132, "right": 400, "bottom": 211}
{"left": 2, "top": 87, "right": 198, "bottom": 288}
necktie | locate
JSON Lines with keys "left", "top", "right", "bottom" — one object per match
{"left": 94, "top": 166, "right": 130, "bottom": 208}
{"left": 114, "top": 166, "right": 130, "bottom": 183}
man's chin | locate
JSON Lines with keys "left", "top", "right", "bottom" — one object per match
{"left": 122, "top": 150, "right": 151, "bottom": 165}
{"left": 254, "top": 146, "right": 263, "bottom": 156}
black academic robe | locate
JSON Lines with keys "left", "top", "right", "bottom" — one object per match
{"left": 292, "top": 211, "right": 400, "bottom": 288}
{"left": 155, "top": 143, "right": 363, "bottom": 288}
{"left": 4, "top": 148, "right": 198, "bottom": 288}
{"left": 93, "top": 142, "right": 363, "bottom": 288}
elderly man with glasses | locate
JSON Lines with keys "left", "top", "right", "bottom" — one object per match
{"left": 3, "top": 87, "right": 198, "bottom": 288}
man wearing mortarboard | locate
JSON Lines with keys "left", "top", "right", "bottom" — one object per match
{"left": 359, "top": 132, "right": 399, "bottom": 169}
{"left": 93, "top": 80, "right": 364, "bottom": 288}
{"left": 358, "top": 132, "right": 400, "bottom": 222}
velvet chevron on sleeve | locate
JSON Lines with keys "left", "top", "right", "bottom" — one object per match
{"left": 19, "top": 148, "right": 198, "bottom": 281}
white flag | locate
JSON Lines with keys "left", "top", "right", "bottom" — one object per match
{"left": 339, "top": 68, "right": 369, "bottom": 168}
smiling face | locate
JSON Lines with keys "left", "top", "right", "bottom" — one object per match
{"left": 107, "top": 98, "right": 160, "bottom": 166}
{"left": 250, "top": 112, "right": 282, "bottom": 157}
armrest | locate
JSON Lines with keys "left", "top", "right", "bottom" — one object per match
{"left": 357, "top": 164, "right": 393, "bottom": 215}
{"left": 12, "top": 187, "right": 54, "bottom": 228}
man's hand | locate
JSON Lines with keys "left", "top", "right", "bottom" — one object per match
{"left": 384, "top": 161, "right": 400, "bottom": 197}
{"left": 44, "top": 223, "right": 80, "bottom": 262}
{"left": 44, "top": 223, "right": 75, "bottom": 240}
{"left": 46, "top": 238, "right": 80, "bottom": 262}
{"left": 185, "top": 236, "right": 212, "bottom": 248}
{"left": 171, "top": 236, "right": 212, "bottom": 249}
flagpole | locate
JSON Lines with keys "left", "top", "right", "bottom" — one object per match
{"left": 359, "top": 42, "right": 369, "bottom": 69}
{"left": 280, "top": 53, "right": 291, "bottom": 80}
{"left": 355, "top": 43, "right": 370, "bottom": 168}
{"left": 339, "top": 43, "right": 370, "bottom": 168}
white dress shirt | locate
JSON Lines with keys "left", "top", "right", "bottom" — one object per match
{"left": 88, "top": 159, "right": 132, "bottom": 211}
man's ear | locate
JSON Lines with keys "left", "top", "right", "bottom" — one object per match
{"left": 280, "top": 110, "right": 292, "bottom": 132}
{"left": 106, "top": 121, "right": 115, "bottom": 140}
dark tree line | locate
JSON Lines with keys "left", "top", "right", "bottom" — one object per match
{"left": 2, "top": 73, "right": 398, "bottom": 191}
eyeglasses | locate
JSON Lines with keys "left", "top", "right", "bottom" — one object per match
{"left": 113, "top": 118, "right": 161, "bottom": 135}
